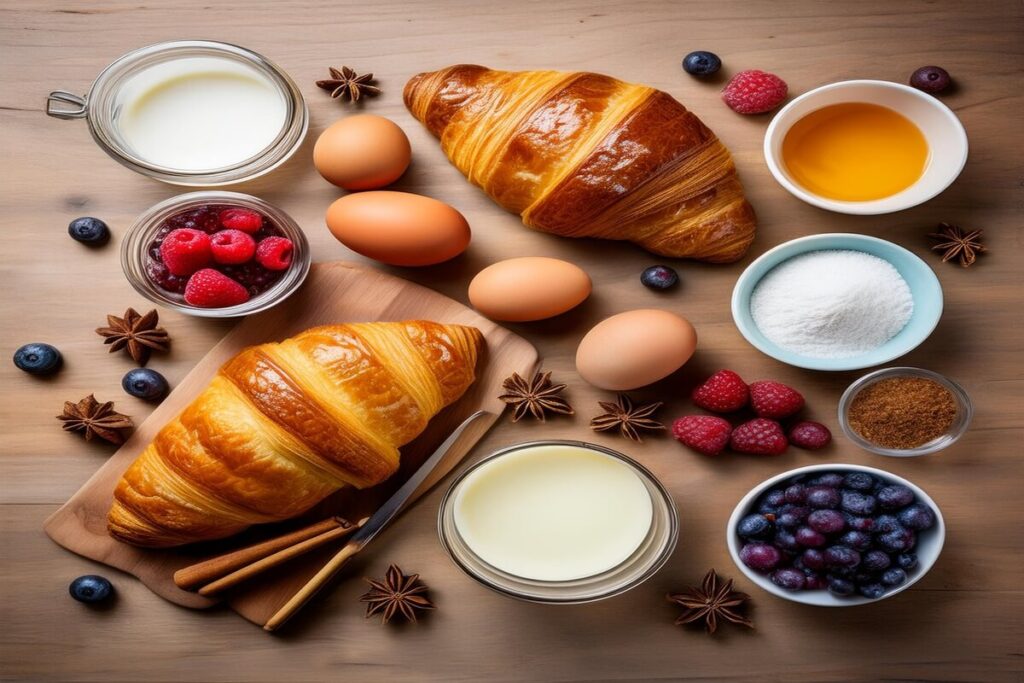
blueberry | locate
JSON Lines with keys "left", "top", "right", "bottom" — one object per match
{"left": 68, "top": 217, "right": 110, "bottom": 245}
{"left": 881, "top": 568, "right": 908, "bottom": 587}
{"left": 843, "top": 472, "right": 875, "bottom": 491}
{"left": 840, "top": 491, "right": 877, "bottom": 516}
{"left": 874, "top": 514, "right": 901, "bottom": 535}
{"left": 801, "top": 548, "right": 826, "bottom": 571}
{"left": 839, "top": 530, "right": 873, "bottom": 552}
{"left": 13, "top": 343, "right": 62, "bottom": 376}
{"left": 806, "top": 486, "right": 840, "bottom": 509}
{"left": 827, "top": 577, "right": 855, "bottom": 596}
{"left": 804, "top": 573, "right": 828, "bottom": 590}
{"left": 784, "top": 484, "right": 807, "bottom": 504}
{"left": 776, "top": 505, "right": 809, "bottom": 528}
{"left": 771, "top": 567, "right": 806, "bottom": 591}
{"left": 795, "top": 526, "right": 826, "bottom": 548}
{"left": 758, "top": 488, "right": 787, "bottom": 514}
{"left": 682, "top": 50, "right": 722, "bottom": 77}
{"left": 862, "top": 550, "right": 892, "bottom": 572}
{"left": 896, "top": 553, "right": 918, "bottom": 571}
{"left": 898, "top": 503, "right": 936, "bottom": 531}
{"left": 807, "top": 509, "right": 845, "bottom": 534}
{"left": 640, "top": 265, "right": 679, "bottom": 290}
{"left": 844, "top": 514, "right": 875, "bottom": 532}
{"left": 773, "top": 530, "right": 800, "bottom": 552}
{"left": 810, "top": 473, "right": 846, "bottom": 488}
{"left": 910, "top": 66, "right": 951, "bottom": 94}
{"left": 69, "top": 575, "right": 113, "bottom": 603}
{"left": 858, "top": 583, "right": 886, "bottom": 600}
{"left": 739, "top": 542, "right": 782, "bottom": 573}
{"left": 877, "top": 484, "right": 915, "bottom": 510}
{"left": 878, "top": 528, "right": 916, "bottom": 553}
{"left": 121, "top": 368, "right": 169, "bottom": 402}
{"left": 824, "top": 545, "right": 861, "bottom": 569}
{"left": 737, "top": 513, "right": 774, "bottom": 540}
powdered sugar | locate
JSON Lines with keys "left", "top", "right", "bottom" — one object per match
{"left": 750, "top": 250, "right": 913, "bottom": 359}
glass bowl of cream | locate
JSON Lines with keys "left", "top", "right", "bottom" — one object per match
{"left": 47, "top": 40, "right": 307, "bottom": 186}
{"left": 438, "top": 440, "right": 678, "bottom": 603}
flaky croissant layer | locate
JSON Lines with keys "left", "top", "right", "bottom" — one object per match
{"left": 108, "top": 321, "right": 483, "bottom": 548}
{"left": 405, "top": 65, "right": 756, "bottom": 263}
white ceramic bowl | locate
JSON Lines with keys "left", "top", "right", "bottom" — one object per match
{"left": 764, "top": 80, "right": 968, "bottom": 214}
{"left": 727, "top": 464, "right": 945, "bottom": 606}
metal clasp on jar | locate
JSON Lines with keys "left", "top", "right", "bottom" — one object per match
{"left": 46, "top": 91, "right": 88, "bottom": 119}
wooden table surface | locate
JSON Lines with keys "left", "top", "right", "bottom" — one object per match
{"left": 2, "top": 1, "right": 1021, "bottom": 681}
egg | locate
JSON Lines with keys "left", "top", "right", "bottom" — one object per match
{"left": 326, "top": 191, "right": 471, "bottom": 266}
{"left": 469, "top": 257, "right": 591, "bottom": 322}
{"left": 313, "top": 115, "right": 411, "bottom": 190}
{"left": 576, "top": 309, "right": 697, "bottom": 390}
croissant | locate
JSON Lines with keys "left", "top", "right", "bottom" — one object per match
{"left": 404, "top": 65, "right": 756, "bottom": 263}
{"left": 108, "top": 321, "right": 483, "bottom": 548}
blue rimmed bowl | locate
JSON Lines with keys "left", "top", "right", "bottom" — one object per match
{"left": 731, "top": 234, "right": 943, "bottom": 371}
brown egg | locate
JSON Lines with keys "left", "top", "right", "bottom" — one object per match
{"left": 313, "top": 115, "right": 411, "bottom": 190}
{"left": 326, "top": 191, "right": 471, "bottom": 266}
{"left": 576, "top": 309, "right": 697, "bottom": 390}
{"left": 468, "top": 257, "right": 591, "bottom": 322}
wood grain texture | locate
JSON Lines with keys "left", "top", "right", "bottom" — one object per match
{"left": 1, "top": 0, "right": 1022, "bottom": 681}
{"left": 42, "top": 261, "right": 539, "bottom": 621}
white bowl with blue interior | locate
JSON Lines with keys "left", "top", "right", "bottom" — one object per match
{"left": 731, "top": 233, "right": 942, "bottom": 371}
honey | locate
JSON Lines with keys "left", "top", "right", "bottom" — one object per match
{"left": 782, "top": 102, "right": 928, "bottom": 201}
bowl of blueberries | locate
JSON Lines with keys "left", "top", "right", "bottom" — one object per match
{"left": 727, "top": 464, "right": 944, "bottom": 606}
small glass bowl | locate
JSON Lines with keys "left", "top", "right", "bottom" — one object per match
{"left": 438, "top": 440, "right": 679, "bottom": 604}
{"left": 121, "top": 191, "right": 311, "bottom": 318}
{"left": 838, "top": 367, "right": 973, "bottom": 457}
{"left": 46, "top": 40, "right": 307, "bottom": 186}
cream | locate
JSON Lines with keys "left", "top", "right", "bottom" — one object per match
{"left": 116, "top": 56, "right": 286, "bottom": 171}
{"left": 452, "top": 444, "right": 654, "bottom": 582}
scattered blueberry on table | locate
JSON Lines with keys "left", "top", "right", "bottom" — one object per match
{"left": 69, "top": 575, "right": 113, "bottom": 604}
{"left": 68, "top": 217, "right": 110, "bottom": 246}
{"left": 910, "top": 66, "right": 951, "bottom": 94}
{"left": 13, "top": 343, "right": 62, "bottom": 376}
{"left": 640, "top": 265, "right": 679, "bottom": 290}
{"left": 122, "top": 368, "right": 170, "bottom": 402}
{"left": 682, "top": 50, "right": 721, "bottom": 77}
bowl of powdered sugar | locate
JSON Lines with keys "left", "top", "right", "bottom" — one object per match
{"left": 732, "top": 234, "right": 943, "bottom": 371}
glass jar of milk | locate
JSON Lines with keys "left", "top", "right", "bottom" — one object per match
{"left": 47, "top": 40, "right": 307, "bottom": 186}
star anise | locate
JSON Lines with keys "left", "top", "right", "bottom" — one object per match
{"left": 589, "top": 394, "right": 664, "bottom": 442}
{"left": 316, "top": 66, "right": 381, "bottom": 102}
{"left": 96, "top": 307, "right": 170, "bottom": 365}
{"left": 667, "top": 569, "right": 753, "bottom": 635}
{"left": 928, "top": 222, "right": 986, "bottom": 268}
{"left": 359, "top": 564, "right": 434, "bottom": 624}
{"left": 57, "top": 394, "right": 134, "bottom": 445}
{"left": 498, "top": 371, "right": 574, "bottom": 422}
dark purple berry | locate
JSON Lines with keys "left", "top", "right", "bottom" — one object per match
{"left": 122, "top": 368, "right": 169, "bottom": 402}
{"left": 737, "top": 514, "right": 774, "bottom": 540}
{"left": 845, "top": 514, "right": 875, "bottom": 532}
{"left": 858, "top": 583, "right": 886, "bottom": 599}
{"left": 739, "top": 542, "right": 782, "bottom": 573}
{"left": 811, "top": 473, "right": 845, "bottom": 488}
{"left": 807, "top": 509, "right": 846, "bottom": 534}
{"left": 827, "top": 577, "right": 855, "bottom": 596}
{"left": 68, "top": 217, "right": 110, "bottom": 245}
{"left": 773, "top": 530, "right": 800, "bottom": 551}
{"left": 862, "top": 550, "right": 892, "bottom": 572}
{"left": 784, "top": 484, "right": 807, "bottom": 504}
{"left": 13, "top": 343, "right": 62, "bottom": 376}
{"left": 843, "top": 472, "right": 875, "bottom": 491}
{"left": 776, "top": 506, "right": 809, "bottom": 528}
{"left": 682, "top": 50, "right": 722, "bottom": 77}
{"left": 801, "top": 548, "right": 826, "bottom": 571}
{"left": 878, "top": 528, "right": 916, "bottom": 553}
{"left": 824, "top": 545, "right": 861, "bottom": 569}
{"left": 640, "top": 265, "right": 679, "bottom": 290}
{"left": 898, "top": 503, "right": 936, "bottom": 531}
{"left": 771, "top": 567, "right": 806, "bottom": 591}
{"left": 806, "top": 486, "right": 840, "bottom": 509}
{"left": 910, "top": 66, "right": 951, "bottom": 94}
{"left": 840, "top": 491, "right": 877, "bottom": 516}
{"left": 805, "top": 573, "right": 828, "bottom": 590}
{"left": 874, "top": 514, "right": 901, "bottom": 535}
{"left": 69, "top": 575, "right": 113, "bottom": 603}
{"left": 877, "top": 485, "right": 915, "bottom": 510}
{"left": 795, "top": 526, "right": 827, "bottom": 548}
{"left": 881, "top": 568, "right": 907, "bottom": 587}
{"left": 896, "top": 553, "right": 918, "bottom": 571}
{"left": 839, "top": 530, "right": 873, "bottom": 552}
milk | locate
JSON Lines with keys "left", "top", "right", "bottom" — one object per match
{"left": 452, "top": 444, "right": 654, "bottom": 581}
{"left": 117, "top": 57, "right": 287, "bottom": 171}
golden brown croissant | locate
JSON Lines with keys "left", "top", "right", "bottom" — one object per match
{"left": 108, "top": 321, "right": 483, "bottom": 548}
{"left": 404, "top": 65, "right": 756, "bottom": 263}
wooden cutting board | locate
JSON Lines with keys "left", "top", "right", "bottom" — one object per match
{"left": 43, "top": 261, "right": 538, "bottom": 625}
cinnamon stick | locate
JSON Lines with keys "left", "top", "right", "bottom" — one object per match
{"left": 173, "top": 517, "right": 349, "bottom": 591}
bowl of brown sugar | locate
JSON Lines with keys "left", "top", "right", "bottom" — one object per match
{"left": 839, "top": 367, "right": 973, "bottom": 457}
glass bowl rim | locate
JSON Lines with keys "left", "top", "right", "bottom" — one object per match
{"left": 837, "top": 366, "right": 973, "bottom": 457}
{"left": 437, "top": 439, "right": 679, "bottom": 604}
{"left": 120, "top": 190, "right": 311, "bottom": 318}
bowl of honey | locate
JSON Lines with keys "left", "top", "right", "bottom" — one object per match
{"left": 764, "top": 80, "right": 968, "bottom": 214}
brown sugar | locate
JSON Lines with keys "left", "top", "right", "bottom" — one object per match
{"left": 847, "top": 376, "right": 957, "bottom": 450}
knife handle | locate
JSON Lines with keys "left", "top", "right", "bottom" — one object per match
{"left": 263, "top": 540, "right": 363, "bottom": 631}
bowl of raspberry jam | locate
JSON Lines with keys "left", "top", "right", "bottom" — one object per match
{"left": 122, "top": 191, "right": 310, "bottom": 317}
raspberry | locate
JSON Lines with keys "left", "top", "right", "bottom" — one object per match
{"left": 184, "top": 268, "right": 250, "bottom": 308}
{"left": 219, "top": 208, "right": 264, "bottom": 233}
{"left": 159, "top": 228, "right": 212, "bottom": 277}
{"left": 730, "top": 418, "right": 788, "bottom": 455}
{"left": 721, "top": 70, "right": 788, "bottom": 114}
{"left": 788, "top": 421, "right": 832, "bottom": 450}
{"left": 672, "top": 415, "right": 732, "bottom": 456}
{"left": 692, "top": 369, "right": 749, "bottom": 413}
{"left": 749, "top": 380, "right": 805, "bottom": 419}
{"left": 255, "top": 236, "right": 294, "bottom": 271}
{"left": 210, "top": 229, "right": 256, "bottom": 265}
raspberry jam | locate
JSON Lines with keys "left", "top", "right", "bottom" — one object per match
{"left": 144, "top": 204, "right": 290, "bottom": 302}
